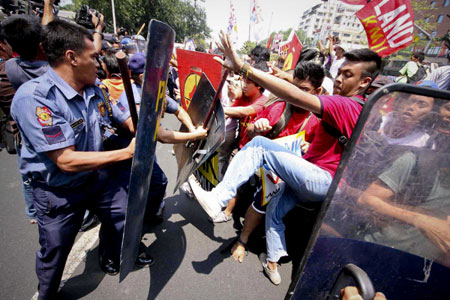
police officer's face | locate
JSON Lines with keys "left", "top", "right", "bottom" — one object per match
{"left": 75, "top": 38, "right": 99, "bottom": 87}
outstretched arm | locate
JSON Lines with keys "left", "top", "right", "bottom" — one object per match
{"left": 214, "top": 31, "right": 321, "bottom": 114}
{"left": 174, "top": 106, "right": 196, "bottom": 132}
{"left": 157, "top": 126, "right": 207, "bottom": 144}
{"left": 42, "top": 0, "right": 54, "bottom": 26}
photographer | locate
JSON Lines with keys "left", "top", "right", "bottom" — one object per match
{"left": 75, "top": 4, "right": 105, "bottom": 54}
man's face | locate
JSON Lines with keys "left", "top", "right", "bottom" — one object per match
{"left": 335, "top": 47, "right": 344, "bottom": 57}
{"left": 242, "top": 78, "right": 260, "bottom": 98}
{"left": 74, "top": 38, "right": 99, "bottom": 87}
{"left": 334, "top": 61, "right": 369, "bottom": 97}
{"left": 439, "top": 102, "right": 450, "bottom": 128}
{"left": 293, "top": 77, "right": 319, "bottom": 95}
{"left": 397, "top": 94, "right": 434, "bottom": 126}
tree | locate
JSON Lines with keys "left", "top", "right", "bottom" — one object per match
{"left": 240, "top": 40, "right": 257, "bottom": 55}
{"left": 72, "top": 0, "right": 210, "bottom": 43}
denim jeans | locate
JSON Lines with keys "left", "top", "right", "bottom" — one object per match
{"left": 214, "top": 136, "right": 332, "bottom": 262}
{"left": 23, "top": 175, "right": 37, "bottom": 219}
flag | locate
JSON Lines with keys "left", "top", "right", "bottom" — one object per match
{"left": 356, "top": 0, "right": 414, "bottom": 57}
{"left": 282, "top": 30, "right": 303, "bottom": 71}
{"left": 249, "top": 0, "right": 264, "bottom": 42}
{"left": 267, "top": 33, "right": 273, "bottom": 49}
{"left": 176, "top": 49, "right": 222, "bottom": 110}
{"left": 271, "top": 33, "right": 283, "bottom": 53}
{"left": 227, "top": 0, "right": 238, "bottom": 44}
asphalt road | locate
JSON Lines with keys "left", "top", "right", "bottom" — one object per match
{"left": 0, "top": 114, "right": 293, "bottom": 300}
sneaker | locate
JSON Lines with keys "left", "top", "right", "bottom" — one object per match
{"left": 209, "top": 210, "right": 231, "bottom": 223}
{"left": 188, "top": 175, "right": 222, "bottom": 219}
{"left": 180, "top": 181, "right": 194, "bottom": 199}
{"left": 259, "top": 253, "right": 281, "bottom": 285}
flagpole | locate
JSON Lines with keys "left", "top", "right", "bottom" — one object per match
{"left": 267, "top": 11, "right": 273, "bottom": 39}
{"left": 111, "top": 0, "right": 117, "bottom": 35}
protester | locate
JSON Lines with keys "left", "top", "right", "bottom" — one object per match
{"left": 229, "top": 62, "right": 323, "bottom": 262}
{"left": 189, "top": 31, "right": 381, "bottom": 285}
{"left": 396, "top": 52, "right": 426, "bottom": 84}
{"left": 425, "top": 52, "right": 450, "bottom": 90}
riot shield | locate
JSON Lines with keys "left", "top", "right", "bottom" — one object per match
{"left": 288, "top": 84, "right": 450, "bottom": 299}
{"left": 120, "top": 20, "right": 175, "bottom": 282}
{"left": 173, "top": 73, "right": 225, "bottom": 192}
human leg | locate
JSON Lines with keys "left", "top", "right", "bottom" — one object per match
{"left": 32, "top": 185, "right": 85, "bottom": 300}
{"left": 190, "top": 136, "right": 302, "bottom": 218}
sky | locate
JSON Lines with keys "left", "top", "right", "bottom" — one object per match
{"left": 199, "top": 0, "right": 322, "bottom": 47}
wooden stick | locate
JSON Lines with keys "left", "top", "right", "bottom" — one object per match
{"left": 203, "top": 70, "right": 229, "bottom": 129}
{"left": 135, "top": 23, "right": 146, "bottom": 38}
{"left": 115, "top": 51, "right": 139, "bottom": 130}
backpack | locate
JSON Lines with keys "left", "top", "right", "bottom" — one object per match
{"left": 407, "top": 63, "right": 427, "bottom": 84}
{"left": 264, "top": 96, "right": 293, "bottom": 139}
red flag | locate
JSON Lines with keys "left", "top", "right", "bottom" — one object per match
{"left": 267, "top": 33, "right": 273, "bottom": 49}
{"left": 177, "top": 49, "right": 222, "bottom": 110}
{"left": 282, "top": 31, "right": 303, "bottom": 71}
{"left": 339, "top": 0, "right": 367, "bottom": 5}
{"left": 356, "top": 0, "right": 414, "bottom": 57}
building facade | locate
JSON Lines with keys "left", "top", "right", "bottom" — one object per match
{"left": 298, "top": 0, "right": 368, "bottom": 50}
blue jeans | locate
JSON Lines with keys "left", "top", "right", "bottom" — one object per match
{"left": 215, "top": 136, "right": 332, "bottom": 262}
{"left": 23, "top": 175, "right": 37, "bottom": 219}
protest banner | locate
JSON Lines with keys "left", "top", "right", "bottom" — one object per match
{"left": 356, "top": 0, "right": 414, "bottom": 57}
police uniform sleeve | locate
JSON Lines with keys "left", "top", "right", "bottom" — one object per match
{"left": 165, "top": 95, "right": 179, "bottom": 114}
{"left": 11, "top": 81, "right": 77, "bottom": 153}
{"left": 111, "top": 88, "right": 131, "bottom": 125}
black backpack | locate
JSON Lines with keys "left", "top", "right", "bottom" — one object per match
{"left": 407, "top": 63, "right": 427, "bottom": 84}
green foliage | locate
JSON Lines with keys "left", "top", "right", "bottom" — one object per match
{"left": 410, "top": 0, "right": 438, "bottom": 51}
{"left": 240, "top": 40, "right": 257, "bottom": 55}
{"left": 72, "top": 0, "right": 210, "bottom": 43}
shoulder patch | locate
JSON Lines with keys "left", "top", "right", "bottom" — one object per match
{"left": 36, "top": 106, "right": 53, "bottom": 126}
{"left": 42, "top": 126, "right": 66, "bottom": 145}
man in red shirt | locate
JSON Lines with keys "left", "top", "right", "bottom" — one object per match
{"left": 225, "top": 76, "right": 267, "bottom": 149}
{"left": 189, "top": 32, "right": 381, "bottom": 285}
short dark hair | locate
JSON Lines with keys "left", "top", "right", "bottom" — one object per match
{"left": 343, "top": 49, "right": 382, "bottom": 79}
{"left": 294, "top": 62, "right": 325, "bottom": 89}
{"left": 250, "top": 45, "right": 270, "bottom": 63}
{"left": 102, "top": 53, "right": 121, "bottom": 75}
{"left": 297, "top": 48, "right": 325, "bottom": 66}
{"left": 42, "top": 19, "right": 93, "bottom": 67}
{"left": 2, "top": 15, "right": 42, "bottom": 60}
{"left": 412, "top": 51, "right": 425, "bottom": 63}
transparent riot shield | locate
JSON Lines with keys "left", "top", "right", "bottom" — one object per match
{"left": 288, "top": 84, "right": 450, "bottom": 300}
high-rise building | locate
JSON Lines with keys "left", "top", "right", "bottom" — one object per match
{"left": 298, "top": 0, "right": 368, "bottom": 50}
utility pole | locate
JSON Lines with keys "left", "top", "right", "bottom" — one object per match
{"left": 111, "top": 0, "right": 117, "bottom": 35}
{"left": 414, "top": 23, "right": 432, "bottom": 53}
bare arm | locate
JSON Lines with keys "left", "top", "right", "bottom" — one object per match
{"left": 121, "top": 117, "right": 135, "bottom": 135}
{"left": 224, "top": 106, "right": 256, "bottom": 118}
{"left": 42, "top": 0, "right": 54, "bottom": 26}
{"left": 157, "top": 126, "right": 207, "bottom": 144}
{"left": 45, "top": 140, "right": 135, "bottom": 173}
{"left": 214, "top": 31, "right": 321, "bottom": 114}
{"left": 174, "top": 106, "right": 196, "bottom": 132}
{"left": 90, "top": 12, "right": 105, "bottom": 54}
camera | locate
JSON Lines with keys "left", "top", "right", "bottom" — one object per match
{"left": 75, "top": 4, "right": 99, "bottom": 29}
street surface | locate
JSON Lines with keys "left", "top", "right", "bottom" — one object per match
{"left": 0, "top": 114, "right": 292, "bottom": 300}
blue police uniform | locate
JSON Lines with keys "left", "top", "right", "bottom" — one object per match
{"left": 117, "top": 83, "right": 179, "bottom": 217}
{"left": 11, "top": 68, "right": 131, "bottom": 300}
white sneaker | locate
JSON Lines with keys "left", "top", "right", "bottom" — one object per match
{"left": 188, "top": 176, "right": 222, "bottom": 219}
{"left": 209, "top": 210, "right": 231, "bottom": 223}
{"left": 180, "top": 182, "right": 194, "bottom": 199}
{"left": 259, "top": 253, "right": 281, "bottom": 285}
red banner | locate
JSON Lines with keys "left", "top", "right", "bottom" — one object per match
{"left": 340, "top": 0, "right": 367, "bottom": 5}
{"left": 356, "top": 0, "right": 414, "bottom": 57}
{"left": 281, "top": 31, "right": 303, "bottom": 71}
{"left": 177, "top": 49, "right": 222, "bottom": 110}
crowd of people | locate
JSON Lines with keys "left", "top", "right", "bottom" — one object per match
{"left": 0, "top": 1, "right": 449, "bottom": 299}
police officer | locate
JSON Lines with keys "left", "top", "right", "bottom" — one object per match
{"left": 11, "top": 20, "right": 137, "bottom": 299}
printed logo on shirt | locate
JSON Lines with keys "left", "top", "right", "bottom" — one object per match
{"left": 97, "top": 102, "right": 106, "bottom": 117}
{"left": 42, "top": 126, "right": 66, "bottom": 145}
{"left": 36, "top": 106, "right": 53, "bottom": 127}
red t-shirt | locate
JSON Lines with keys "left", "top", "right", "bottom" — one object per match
{"left": 254, "top": 101, "right": 319, "bottom": 142}
{"left": 234, "top": 94, "right": 267, "bottom": 148}
{"left": 303, "top": 95, "right": 365, "bottom": 177}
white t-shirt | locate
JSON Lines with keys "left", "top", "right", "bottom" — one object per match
{"left": 329, "top": 56, "right": 345, "bottom": 79}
